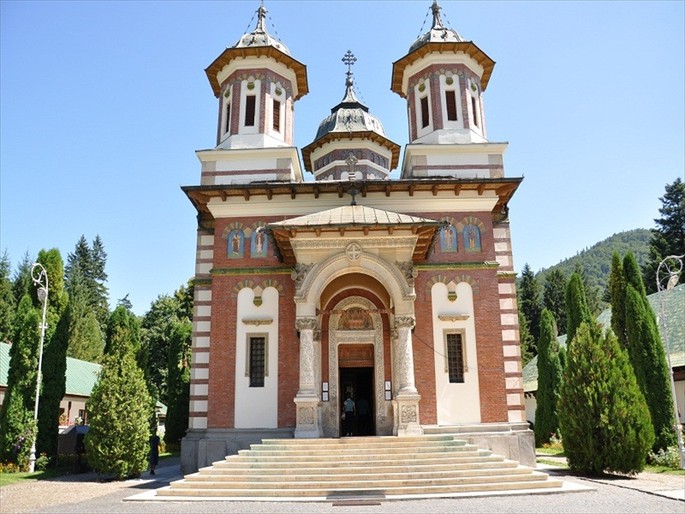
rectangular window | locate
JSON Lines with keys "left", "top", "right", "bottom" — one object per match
{"left": 272, "top": 99, "right": 281, "bottom": 132}
{"left": 225, "top": 102, "right": 231, "bottom": 134}
{"left": 245, "top": 95, "right": 256, "bottom": 127}
{"left": 249, "top": 336, "right": 266, "bottom": 387}
{"left": 446, "top": 333, "right": 465, "bottom": 383}
{"left": 420, "top": 96, "right": 430, "bottom": 128}
{"left": 445, "top": 90, "right": 458, "bottom": 121}
{"left": 471, "top": 96, "right": 479, "bottom": 128}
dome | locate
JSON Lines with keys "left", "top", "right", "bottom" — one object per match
{"left": 233, "top": 4, "right": 291, "bottom": 56}
{"left": 314, "top": 53, "right": 387, "bottom": 141}
{"left": 408, "top": 0, "right": 466, "bottom": 53}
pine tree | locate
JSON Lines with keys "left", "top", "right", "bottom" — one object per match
{"left": 518, "top": 263, "right": 542, "bottom": 351}
{"left": 164, "top": 320, "right": 191, "bottom": 450}
{"left": 65, "top": 235, "right": 110, "bottom": 331}
{"left": 534, "top": 309, "right": 562, "bottom": 447}
{"left": 565, "top": 272, "right": 592, "bottom": 345}
{"left": 624, "top": 253, "right": 677, "bottom": 452}
{"left": 642, "top": 178, "right": 685, "bottom": 293}
{"left": 0, "top": 296, "right": 40, "bottom": 468}
{"left": 84, "top": 305, "right": 152, "bottom": 479}
{"left": 608, "top": 252, "right": 627, "bottom": 347}
{"left": 65, "top": 278, "right": 104, "bottom": 362}
{"left": 517, "top": 311, "right": 534, "bottom": 367}
{"left": 0, "top": 252, "right": 16, "bottom": 343}
{"left": 141, "top": 295, "right": 181, "bottom": 403}
{"left": 12, "top": 252, "right": 33, "bottom": 305}
{"left": 559, "top": 322, "right": 654, "bottom": 475}
{"left": 542, "top": 269, "right": 567, "bottom": 336}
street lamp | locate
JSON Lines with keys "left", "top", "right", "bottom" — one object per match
{"left": 656, "top": 254, "right": 685, "bottom": 469}
{"left": 28, "top": 263, "right": 48, "bottom": 473}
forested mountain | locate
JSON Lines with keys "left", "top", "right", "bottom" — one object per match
{"left": 534, "top": 228, "right": 651, "bottom": 295}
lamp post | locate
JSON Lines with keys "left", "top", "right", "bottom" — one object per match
{"left": 28, "top": 263, "right": 48, "bottom": 473}
{"left": 656, "top": 254, "right": 685, "bottom": 469}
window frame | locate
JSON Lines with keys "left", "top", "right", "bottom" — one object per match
{"left": 443, "top": 330, "right": 467, "bottom": 383}
{"left": 244, "top": 95, "right": 257, "bottom": 127}
{"left": 245, "top": 333, "right": 269, "bottom": 388}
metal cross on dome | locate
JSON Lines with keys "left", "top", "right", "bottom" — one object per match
{"left": 342, "top": 50, "right": 357, "bottom": 75}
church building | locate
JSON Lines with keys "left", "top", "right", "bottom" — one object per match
{"left": 181, "top": 1, "right": 529, "bottom": 473}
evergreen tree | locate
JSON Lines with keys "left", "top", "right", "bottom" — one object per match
{"left": 534, "top": 309, "right": 563, "bottom": 447}
{"left": 0, "top": 296, "right": 40, "bottom": 468}
{"left": 0, "top": 251, "right": 16, "bottom": 343}
{"left": 141, "top": 295, "right": 181, "bottom": 403}
{"left": 624, "top": 253, "right": 677, "bottom": 452}
{"left": 34, "top": 249, "right": 70, "bottom": 459}
{"left": 12, "top": 252, "right": 33, "bottom": 305}
{"left": 574, "top": 263, "right": 602, "bottom": 316}
{"left": 542, "top": 269, "right": 567, "bottom": 335}
{"left": 517, "top": 311, "right": 534, "bottom": 367}
{"left": 565, "top": 272, "right": 592, "bottom": 345}
{"left": 84, "top": 305, "right": 151, "bottom": 479}
{"left": 608, "top": 252, "right": 628, "bottom": 348}
{"left": 642, "top": 178, "right": 685, "bottom": 293}
{"left": 65, "top": 277, "right": 104, "bottom": 362}
{"left": 518, "top": 263, "right": 542, "bottom": 352}
{"left": 65, "top": 235, "right": 110, "bottom": 330}
{"left": 559, "top": 322, "right": 654, "bottom": 475}
{"left": 164, "top": 320, "right": 191, "bottom": 450}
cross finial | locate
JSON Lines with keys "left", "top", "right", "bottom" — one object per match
{"left": 255, "top": 2, "right": 267, "bottom": 33}
{"left": 342, "top": 50, "right": 357, "bottom": 74}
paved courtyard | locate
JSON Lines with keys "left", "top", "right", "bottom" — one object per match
{"left": 1, "top": 457, "right": 683, "bottom": 514}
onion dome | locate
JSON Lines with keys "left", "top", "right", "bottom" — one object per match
{"left": 234, "top": 4, "right": 291, "bottom": 55}
{"left": 314, "top": 52, "right": 387, "bottom": 141}
{"left": 409, "top": 0, "right": 466, "bottom": 53}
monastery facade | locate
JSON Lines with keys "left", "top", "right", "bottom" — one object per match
{"left": 181, "top": 1, "right": 529, "bottom": 473}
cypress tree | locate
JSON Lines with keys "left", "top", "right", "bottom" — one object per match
{"left": 164, "top": 320, "right": 192, "bottom": 451}
{"left": 559, "top": 322, "right": 654, "bottom": 475}
{"left": 534, "top": 309, "right": 562, "bottom": 447}
{"left": 84, "top": 305, "right": 152, "bottom": 479}
{"left": 0, "top": 252, "right": 16, "bottom": 343}
{"left": 624, "top": 282, "right": 677, "bottom": 452}
{"left": 0, "top": 296, "right": 40, "bottom": 468}
{"left": 608, "top": 252, "right": 627, "bottom": 347}
{"left": 565, "top": 272, "right": 592, "bottom": 345}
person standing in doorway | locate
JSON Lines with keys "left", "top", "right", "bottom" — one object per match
{"left": 342, "top": 394, "right": 356, "bottom": 436}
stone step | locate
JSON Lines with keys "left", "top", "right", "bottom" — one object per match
{"left": 159, "top": 477, "right": 565, "bottom": 498}
{"left": 184, "top": 465, "right": 534, "bottom": 483}
{"left": 200, "top": 459, "right": 519, "bottom": 475}
{"left": 232, "top": 449, "right": 491, "bottom": 463}
{"left": 241, "top": 441, "right": 478, "bottom": 456}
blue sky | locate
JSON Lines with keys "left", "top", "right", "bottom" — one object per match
{"left": 1, "top": 0, "right": 683, "bottom": 315}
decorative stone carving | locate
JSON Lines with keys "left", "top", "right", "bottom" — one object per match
{"left": 395, "top": 261, "right": 418, "bottom": 287}
{"left": 400, "top": 405, "right": 417, "bottom": 424}
{"left": 296, "top": 317, "right": 318, "bottom": 331}
{"left": 242, "top": 318, "right": 273, "bottom": 326}
{"left": 291, "top": 263, "right": 314, "bottom": 290}
{"left": 437, "top": 314, "right": 469, "bottom": 322}
{"left": 297, "top": 406, "right": 315, "bottom": 426}
{"left": 338, "top": 307, "right": 373, "bottom": 330}
{"left": 345, "top": 242, "right": 362, "bottom": 262}
{"left": 394, "top": 316, "right": 416, "bottom": 329}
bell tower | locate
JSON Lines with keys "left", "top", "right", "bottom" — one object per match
{"left": 199, "top": 4, "right": 309, "bottom": 185}
{"left": 392, "top": 1, "right": 506, "bottom": 180}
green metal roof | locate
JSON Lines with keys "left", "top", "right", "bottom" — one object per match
{"left": 523, "top": 283, "right": 684, "bottom": 393}
{"left": 1, "top": 345, "right": 167, "bottom": 414}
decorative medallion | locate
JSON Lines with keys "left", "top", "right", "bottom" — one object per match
{"left": 345, "top": 242, "right": 362, "bottom": 262}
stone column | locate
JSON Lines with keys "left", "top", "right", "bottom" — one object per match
{"left": 294, "top": 317, "right": 321, "bottom": 438}
{"left": 393, "top": 315, "right": 422, "bottom": 436}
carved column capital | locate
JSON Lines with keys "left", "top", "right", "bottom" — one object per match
{"left": 394, "top": 316, "right": 416, "bottom": 330}
{"left": 296, "top": 317, "right": 318, "bottom": 331}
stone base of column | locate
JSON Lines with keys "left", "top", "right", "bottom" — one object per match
{"left": 392, "top": 393, "right": 423, "bottom": 437}
{"left": 293, "top": 395, "right": 322, "bottom": 438}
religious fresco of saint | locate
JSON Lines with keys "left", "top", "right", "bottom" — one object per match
{"left": 441, "top": 225, "right": 458, "bottom": 252}
{"left": 227, "top": 229, "right": 244, "bottom": 258}
{"left": 463, "top": 224, "right": 481, "bottom": 252}
{"left": 251, "top": 229, "right": 268, "bottom": 257}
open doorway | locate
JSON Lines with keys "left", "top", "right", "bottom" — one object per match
{"left": 339, "top": 367, "right": 375, "bottom": 437}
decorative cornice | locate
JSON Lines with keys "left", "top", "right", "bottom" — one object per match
{"left": 415, "top": 261, "right": 500, "bottom": 270}
{"left": 438, "top": 314, "right": 469, "bottom": 322}
{"left": 211, "top": 266, "right": 292, "bottom": 276}
{"left": 291, "top": 236, "right": 418, "bottom": 250}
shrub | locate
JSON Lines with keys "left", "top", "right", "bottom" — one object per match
{"left": 648, "top": 446, "right": 681, "bottom": 469}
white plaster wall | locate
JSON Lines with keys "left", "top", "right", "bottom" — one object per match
{"left": 525, "top": 395, "right": 537, "bottom": 424}
{"left": 431, "top": 282, "right": 481, "bottom": 424}
{"left": 234, "top": 287, "right": 279, "bottom": 428}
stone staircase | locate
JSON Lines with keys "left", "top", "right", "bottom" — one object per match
{"left": 158, "top": 434, "right": 564, "bottom": 500}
